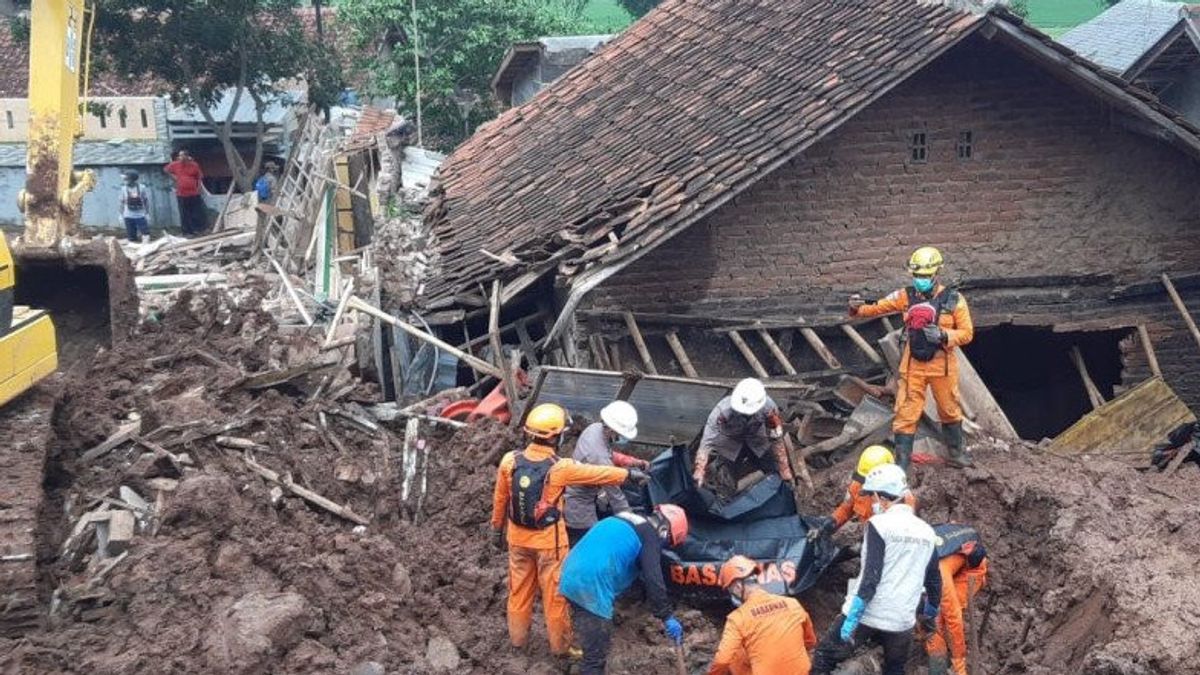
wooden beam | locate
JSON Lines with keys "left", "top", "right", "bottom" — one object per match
{"left": 664, "top": 330, "right": 700, "bottom": 378}
{"left": 1162, "top": 273, "right": 1200, "bottom": 353}
{"left": 347, "top": 296, "right": 503, "bottom": 378}
{"left": 840, "top": 324, "right": 884, "bottom": 364}
{"left": 588, "top": 334, "right": 611, "bottom": 370}
{"left": 800, "top": 328, "right": 842, "bottom": 369}
{"left": 608, "top": 342, "right": 623, "bottom": 370}
{"left": 727, "top": 330, "right": 769, "bottom": 378}
{"left": 757, "top": 329, "right": 798, "bottom": 375}
{"left": 623, "top": 312, "right": 659, "bottom": 375}
{"left": 1069, "top": 346, "right": 1105, "bottom": 411}
{"left": 489, "top": 281, "right": 520, "bottom": 421}
{"left": 1137, "top": 324, "right": 1163, "bottom": 378}
{"left": 880, "top": 316, "right": 897, "bottom": 333}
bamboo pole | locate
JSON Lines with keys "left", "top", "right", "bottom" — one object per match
{"left": 757, "top": 329, "right": 798, "bottom": 375}
{"left": 623, "top": 311, "right": 658, "bottom": 375}
{"left": 664, "top": 330, "right": 700, "bottom": 378}
{"left": 1162, "top": 273, "right": 1200, "bottom": 352}
{"left": 347, "top": 296, "right": 502, "bottom": 378}
{"left": 1137, "top": 324, "right": 1162, "bottom": 378}
{"left": 728, "top": 330, "right": 769, "bottom": 378}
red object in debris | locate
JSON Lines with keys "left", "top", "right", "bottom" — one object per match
{"left": 912, "top": 452, "right": 944, "bottom": 465}
{"left": 439, "top": 370, "right": 530, "bottom": 424}
{"left": 905, "top": 303, "right": 937, "bottom": 330}
{"left": 441, "top": 399, "right": 483, "bottom": 422}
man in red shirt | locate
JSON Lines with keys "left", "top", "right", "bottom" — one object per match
{"left": 164, "top": 149, "right": 207, "bottom": 236}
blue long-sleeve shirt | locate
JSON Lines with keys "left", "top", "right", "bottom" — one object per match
{"left": 559, "top": 514, "right": 672, "bottom": 620}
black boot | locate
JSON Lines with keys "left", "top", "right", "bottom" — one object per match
{"left": 944, "top": 422, "right": 972, "bottom": 467}
{"left": 893, "top": 433, "right": 915, "bottom": 472}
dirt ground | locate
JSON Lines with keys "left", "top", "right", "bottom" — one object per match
{"left": 2, "top": 288, "right": 1200, "bottom": 674}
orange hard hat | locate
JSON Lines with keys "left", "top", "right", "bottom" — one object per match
{"left": 655, "top": 504, "right": 688, "bottom": 547}
{"left": 524, "top": 403, "right": 569, "bottom": 440}
{"left": 718, "top": 555, "right": 758, "bottom": 590}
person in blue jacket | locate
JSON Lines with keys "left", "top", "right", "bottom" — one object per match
{"left": 559, "top": 504, "right": 689, "bottom": 674}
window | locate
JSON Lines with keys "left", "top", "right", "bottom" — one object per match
{"left": 98, "top": 110, "right": 107, "bottom": 128}
{"left": 118, "top": 106, "right": 128, "bottom": 129}
{"left": 957, "top": 131, "right": 973, "bottom": 160}
{"left": 909, "top": 131, "right": 927, "bottom": 163}
{"left": 4, "top": 110, "right": 12, "bottom": 130}
{"left": 140, "top": 108, "right": 149, "bottom": 128}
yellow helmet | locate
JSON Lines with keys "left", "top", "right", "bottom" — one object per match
{"left": 908, "top": 246, "right": 944, "bottom": 275}
{"left": 525, "top": 403, "right": 569, "bottom": 440}
{"left": 857, "top": 445, "right": 895, "bottom": 476}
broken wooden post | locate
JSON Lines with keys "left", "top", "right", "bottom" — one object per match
{"left": 623, "top": 312, "right": 659, "bottom": 375}
{"left": 489, "top": 281, "right": 520, "bottom": 423}
{"left": 1162, "top": 273, "right": 1200, "bottom": 352}
{"left": 588, "top": 334, "right": 612, "bottom": 370}
{"left": 840, "top": 323, "right": 884, "bottom": 364}
{"left": 727, "top": 330, "right": 769, "bottom": 378}
{"left": 322, "top": 279, "right": 356, "bottom": 348}
{"left": 1137, "top": 324, "right": 1162, "bottom": 378}
{"left": 80, "top": 415, "right": 143, "bottom": 464}
{"left": 1069, "top": 346, "right": 1105, "bottom": 410}
{"left": 664, "top": 330, "right": 700, "bottom": 378}
{"left": 242, "top": 453, "right": 370, "bottom": 526}
{"left": 757, "top": 329, "right": 798, "bottom": 376}
{"left": 800, "top": 327, "right": 842, "bottom": 369}
{"left": 264, "top": 250, "right": 314, "bottom": 326}
{"left": 347, "top": 296, "right": 503, "bottom": 378}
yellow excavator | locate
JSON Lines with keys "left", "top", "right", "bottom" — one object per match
{"left": 1, "top": 0, "right": 133, "bottom": 406}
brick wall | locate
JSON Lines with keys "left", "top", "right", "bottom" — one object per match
{"left": 589, "top": 35, "right": 1200, "bottom": 407}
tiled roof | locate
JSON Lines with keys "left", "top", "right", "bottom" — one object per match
{"left": 424, "top": 0, "right": 1200, "bottom": 307}
{"left": 0, "top": 17, "right": 162, "bottom": 97}
{"left": 1059, "top": 0, "right": 1186, "bottom": 74}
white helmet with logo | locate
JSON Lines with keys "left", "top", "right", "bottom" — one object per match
{"left": 730, "top": 378, "right": 768, "bottom": 415}
{"left": 862, "top": 464, "right": 908, "bottom": 500}
{"left": 600, "top": 400, "right": 639, "bottom": 440}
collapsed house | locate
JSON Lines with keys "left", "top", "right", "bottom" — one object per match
{"left": 420, "top": 0, "right": 1200, "bottom": 447}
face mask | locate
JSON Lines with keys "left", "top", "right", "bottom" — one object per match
{"left": 613, "top": 436, "right": 631, "bottom": 448}
{"left": 871, "top": 500, "right": 886, "bottom": 516}
{"left": 730, "top": 593, "right": 743, "bottom": 608}
{"left": 912, "top": 277, "right": 934, "bottom": 293}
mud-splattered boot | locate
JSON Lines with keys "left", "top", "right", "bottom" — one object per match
{"left": 927, "top": 654, "right": 950, "bottom": 675}
{"left": 943, "top": 422, "right": 973, "bottom": 467}
{"left": 893, "top": 433, "right": 915, "bottom": 472}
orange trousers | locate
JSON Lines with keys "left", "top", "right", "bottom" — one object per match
{"left": 926, "top": 556, "right": 988, "bottom": 675}
{"left": 507, "top": 544, "right": 572, "bottom": 654}
{"left": 893, "top": 370, "right": 963, "bottom": 435}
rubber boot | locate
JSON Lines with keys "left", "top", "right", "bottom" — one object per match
{"left": 951, "top": 656, "right": 969, "bottom": 675}
{"left": 943, "top": 422, "right": 973, "bottom": 467}
{"left": 927, "top": 654, "right": 950, "bottom": 675}
{"left": 893, "top": 433, "right": 915, "bottom": 472}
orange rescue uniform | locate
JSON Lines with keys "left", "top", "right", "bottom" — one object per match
{"left": 925, "top": 554, "right": 989, "bottom": 675}
{"left": 490, "top": 442, "right": 629, "bottom": 654}
{"left": 708, "top": 587, "right": 818, "bottom": 675}
{"left": 830, "top": 474, "right": 918, "bottom": 530}
{"left": 852, "top": 283, "right": 973, "bottom": 435}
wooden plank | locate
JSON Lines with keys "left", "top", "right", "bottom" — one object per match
{"left": 489, "top": 281, "right": 520, "bottom": 421}
{"left": 242, "top": 453, "right": 370, "bottom": 526}
{"left": 1137, "top": 324, "right": 1162, "bottom": 378}
{"left": 588, "top": 335, "right": 611, "bottom": 371}
{"left": 348, "top": 296, "right": 503, "bottom": 378}
{"left": 757, "top": 330, "right": 798, "bottom": 375}
{"left": 840, "top": 324, "right": 884, "bottom": 364}
{"left": 515, "top": 320, "right": 540, "bottom": 368}
{"left": 1162, "top": 273, "right": 1200, "bottom": 352}
{"left": 80, "top": 416, "right": 143, "bottom": 464}
{"left": 1069, "top": 346, "right": 1105, "bottom": 411}
{"left": 1048, "top": 377, "right": 1196, "bottom": 462}
{"left": 664, "top": 330, "right": 700, "bottom": 378}
{"left": 727, "top": 330, "right": 769, "bottom": 378}
{"left": 799, "top": 328, "right": 842, "bottom": 369}
{"left": 623, "top": 311, "right": 659, "bottom": 375}
{"left": 1164, "top": 436, "right": 1194, "bottom": 476}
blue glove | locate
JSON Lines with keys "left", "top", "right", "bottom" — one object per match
{"left": 920, "top": 599, "right": 939, "bottom": 633}
{"left": 663, "top": 615, "right": 684, "bottom": 645}
{"left": 840, "top": 596, "right": 866, "bottom": 642}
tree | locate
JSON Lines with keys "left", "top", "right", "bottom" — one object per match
{"left": 91, "top": 1, "right": 343, "bottom": 191}
{"left": 617, "top": 0, "right": 660, "bottom": 18}
{"left": 340, "top": 0, "right": 588, "bottom": 149}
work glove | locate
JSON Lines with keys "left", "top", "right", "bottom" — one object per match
{"left": 840, "top": 596, "right": 866, "bottom": 643}
{"left": 491, "top": 527, "right": 505, "bottom": 551}
{"left": 663, "top": 615, "right": 684, "bottom": 645}
{"left": 624, "top": 468, "right": 650, "bottom": 487}
{"left": 922, "top": 324, "right": 947, "bottom": 344}
{"left": 919, "top": 599, "right": 939, "bottom": 634}
{"left": 848, "top": 293, "right": 865, "bottom": 315}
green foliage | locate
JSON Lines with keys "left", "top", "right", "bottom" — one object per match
{"left": 7, "top": 13, "right": 28, "bottom": 43}
{"left": 615, "top": 0, "right": 658, "bottom": 19}
{"left": 91, "top": 0, "right": 343, "bottom": 189}
{"left": 340, "top": 0, "right": 589, "bottom": 149}
{"left": 583, "top": 0, "right": 634, "bottom": 30}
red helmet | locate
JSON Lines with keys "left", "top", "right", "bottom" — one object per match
{"left": 718, "top": 555, "right": 758, "bottom": 590}
{"left": 655, "top": 504, "right": 688, "bottom": 547}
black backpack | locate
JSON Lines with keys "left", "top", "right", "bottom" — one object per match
{"left": 125, "top": 186, "right": 145, "bottom": 210}
{"left": 905, "top": 287, "right": 958, "bottom": 362}
{"left": 509, "top": 452, "right": 559, "bottom": 529}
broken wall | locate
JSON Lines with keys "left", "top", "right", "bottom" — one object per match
{"left": 587, "top": 35, "right": 1200, "bottom": 405}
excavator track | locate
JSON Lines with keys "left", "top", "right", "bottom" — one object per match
{"left": 0, "top": 390, "right": 56, "bottom": 636}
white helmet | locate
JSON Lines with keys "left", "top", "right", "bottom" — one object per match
{"left": 600, "top": 400, "right": 639, "bottom": 440}
{"left": 862, "top": 464, "right": 908, "bottom": 500}
{"left": 730, "top": 378, "right": 768, "bottom": 415}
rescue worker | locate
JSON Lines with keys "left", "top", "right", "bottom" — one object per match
{"left": 811, "top": 464, "right": 941, "bottom": 675}
{"left": 807, "top": 445, "right": 916, "bottom": 541}
{"left": 707, "top": 555, "right": 818, "bottom": 675}
{"left": 693, "top": 378, "right": 793, "bottom": 489}
{"left": 490, "top": 403, "right": 650, "bottom": 657}
{"left": 564, "top": 400, "right": 651, "bottom": 546}
{"left": 558, "top": 504, "right": 690, "bottom": 675}
{"left": 925, "top": 523, "right": 989, "bottom": 675}
{"left": 849, "top": 246, "right": 974, "bottom": 469}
